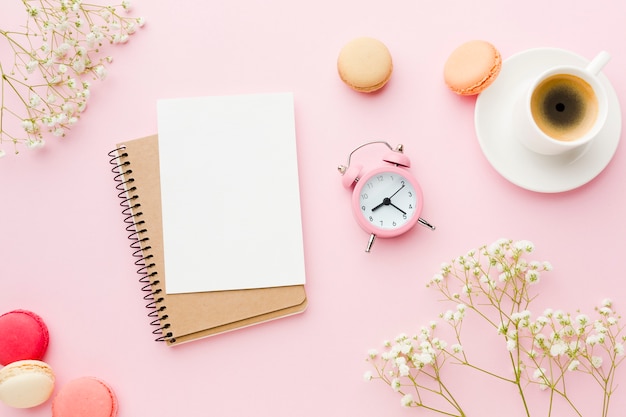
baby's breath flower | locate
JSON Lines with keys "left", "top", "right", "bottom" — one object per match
{"left": 576, "top": 314, "right": 590, "bottom": 326}
{"left": 401, "top": 394, "right": 413, "bottom": 407}
{"left": 26, "top": 139, "right": 45, "bottom": 149}
{"left": 431, "top": 273, "right": 443, "bottom": 284}
{"left": 599, "top": 307, "right": 613, "bottom": 316}
{"left": 94, "top": 65, "right": 107, "bottom": 79}
{"left": 511, "top": 310, "right": 531, "bottom": 325}
{"left": 451, "top": 344, "right": 463, "bottom": 353}
{"left": 26, "top": 60, "right": 38, "bottom": 73}
{"left": 462, "top": 283, "right": 472, "bottom": 295}
{"left": 506, "top": 339, "right": 517, "bottom": 351}
{"left": 592, "top": 356, "right": 603, "bottom": 368}
{"left": 367, "top": 239, "right": 624, "bottom": 417}
{"left": 533, "top": 367, "right": 546, "bottom": 381}
{"left": 568, "top": 359, "right": 580, "bottom": 371}
{"left": 587, "top": 334, "right": 601, "bottom": 346}
{"left": 515, "top": 240, "right": 535, "bottom": 253}
{"left": 72, "top": 58, "right": 86, "bottom": 73}
{"left": 549, "top": 341, "right": 568, "bottom": 357}
{"left": 525, "top": 270, "right": 540, "bottom": 284}
{"left": 415, "top": 351, "right": 435, "bottom": 366}
{"left": 391, "top": 378, "right": 401, "bottom": 391}
{"left": 21, "top": 119, "right": 38, "bottom": 134}
{"left": 432, "top": 338, "right": 447, "bottom": 350}
{"left": 28, "top": 94, "right": 41, "bottom": 107}
{"left": 595, "top": 321, "right": 608, "bottom": 334}
{"left": 395, "top": 333, "right": 408, "bottom": 342}
{"left": 0, "top": 1, "right": 144, "bottom": 155}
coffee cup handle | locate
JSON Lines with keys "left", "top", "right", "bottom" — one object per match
{"left": 586, "top": 51, "right": 611, "bottom": 75}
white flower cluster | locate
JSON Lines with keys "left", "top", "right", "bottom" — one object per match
{"left": 366, "top": 239, "right": 625, "bottom": 417}
{"left": 0, "top": 0, "right": 145, "bottom": 156}
{"left": 365, "top": 325, "right": 466, "bottom": 413}
{"left": 519, "top": 299, "right": 625, "bottom": 391}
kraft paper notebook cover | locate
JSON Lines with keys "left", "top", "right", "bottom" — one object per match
{"left": 109, "top": 134, "right": 307, "bottom": 346}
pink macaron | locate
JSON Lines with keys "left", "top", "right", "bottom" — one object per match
{"left": 0, "top": 360, "right": 55, "bottom": 408}
{"left": 443, "top": 40, "right": 502, "bottom": 95}
{"left": 0, "top": 309, "right": 50, "bottom": 365}
{"left": 52, "top": 376, "right": 118, "bottom": 417}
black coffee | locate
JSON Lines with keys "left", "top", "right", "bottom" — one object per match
{"left": 530, "top": 74, "right": 598, "bottom": 142}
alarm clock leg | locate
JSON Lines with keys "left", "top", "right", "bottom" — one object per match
{"left": 365, "top": 233, "right": 376, "bottom": 253}
{"left": 418, "top": 217, "right": 436, "bottom": 231}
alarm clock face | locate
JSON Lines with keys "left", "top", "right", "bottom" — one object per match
{"left": 352, "top": 166, "right": 423, "bottom": 238}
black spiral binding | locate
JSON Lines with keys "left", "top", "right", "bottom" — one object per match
{"left": 108, "top": 147, "right": 175, "bottom": 343}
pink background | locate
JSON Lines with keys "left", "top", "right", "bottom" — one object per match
{"left": 1, "top": 1, "right": 626, "bottom": 416}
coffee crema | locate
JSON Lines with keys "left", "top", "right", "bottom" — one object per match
{"left": 530, "top": 73, "right": 598, "bottom": 142}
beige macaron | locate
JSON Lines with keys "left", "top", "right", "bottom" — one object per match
{"left": 0, "top": 360, "right": 55, "bottom": 408}
{"left": 337, "top": 37, "right": 393, "bottom": 93}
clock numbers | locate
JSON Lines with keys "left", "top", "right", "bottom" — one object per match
{"left": 358, "top": 171, "right": 418, "bottom": 231}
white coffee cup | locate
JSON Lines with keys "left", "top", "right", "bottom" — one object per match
{"left": 514, "top": 51, "right": 610, "bottom": 155}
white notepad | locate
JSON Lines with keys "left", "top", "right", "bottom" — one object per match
{"left": 156, "top": 93, "right": 306, "bottom": 294}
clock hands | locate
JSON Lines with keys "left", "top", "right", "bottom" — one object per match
{"left": 371, "top": 198, "right": 406, "bottom": 214}
{"left": 388, "top": 184, "right": 405, "bottom": 199}
{"left": 390, "top": 202, "right": 407, "bottom": 215}
{"left": 371, "top": 184, "right": 406, "bottom": 214}
{"left": 370, "top": 200, "right": 386, "bottom": 212}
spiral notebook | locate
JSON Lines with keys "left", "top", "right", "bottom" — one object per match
{"left": 108, "top": 133, "right": 307, "bottom": 346}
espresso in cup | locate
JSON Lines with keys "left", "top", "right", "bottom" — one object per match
{"left": 530, "top": 73, "right": 599, "bottom": 142}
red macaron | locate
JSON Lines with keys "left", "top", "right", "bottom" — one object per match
{"left": 0, "top": 310, "right": 50, "bottom": 366}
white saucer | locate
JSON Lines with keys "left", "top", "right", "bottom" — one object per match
{"left": 475, "top": 48, "right": 622, "bottom": 193}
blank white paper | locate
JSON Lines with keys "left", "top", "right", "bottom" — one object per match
{"left": 157, "top": 93, "right": 306, "bottom": 294}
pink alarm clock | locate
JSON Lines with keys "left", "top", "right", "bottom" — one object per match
{"left": 338, "top": 141, "right": 435, "bottom": 252}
